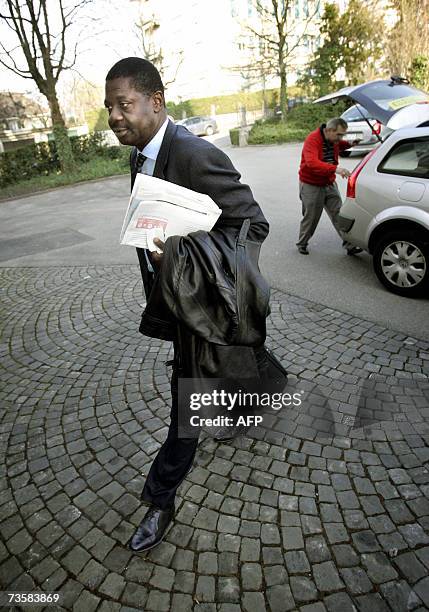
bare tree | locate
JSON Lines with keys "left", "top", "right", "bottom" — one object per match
{"left": 134, "top": 14, "right": 183, "bottom": 89}
{"left": 238, "top": 0, "right": 322, "bottom": 118}
{"left": 0, "top": 0, "right": 94, "bottom": 172}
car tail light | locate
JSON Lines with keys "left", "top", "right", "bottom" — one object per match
{"left": 372, "top": 120, "right": 382, "bottom": 135}
{"left": 346, "top": 149, "right": 378, "bottom": 199}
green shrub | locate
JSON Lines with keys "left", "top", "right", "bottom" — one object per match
{"left": 286, "top": 100, "right": 350, "bottom": 131}
{"left": 248, "top": 123, "right": 308, "bottom": 145}
{"left": 1, "top": 156, "right": 129, "bottom": 200}
{"left": 0, "top": 131, "right": 124, "bottom": 187}
{"left": 229, "top": 128, "right": 239, "bottom": 146}
{"left": 104, "top": 145, "right": 128, "bottom": 161}
{"left": 70, "top": 131, "right": 105, "bottom": 162}
{"left": 248, "top": 100, "right": 351, "bottom": 145}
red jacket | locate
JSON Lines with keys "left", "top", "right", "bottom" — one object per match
{"left": 299, "top": 126, "right": 351, "bottom": 186}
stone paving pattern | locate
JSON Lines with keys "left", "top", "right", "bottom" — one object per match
{"left": 1, "top": 265, "right": 429, "bottom": 612}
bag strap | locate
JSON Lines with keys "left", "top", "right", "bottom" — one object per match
{"left": 237, "top": 218, "right": 250, "bottom": 246}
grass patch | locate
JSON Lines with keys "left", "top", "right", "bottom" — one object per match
{"left": 1, "top": 156, "right": 129, "bottom": 200}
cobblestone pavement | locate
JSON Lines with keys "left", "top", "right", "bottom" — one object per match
{"left": 1, "top": 265, "right": 429, "bottom": 612}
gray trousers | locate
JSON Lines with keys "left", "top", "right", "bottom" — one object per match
{"left": 297, "top": 181, "right": 353, "bottom": 249}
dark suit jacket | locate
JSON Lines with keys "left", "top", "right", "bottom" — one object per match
{"left": 130, "top": 120, "right": 269, "bottom": 299}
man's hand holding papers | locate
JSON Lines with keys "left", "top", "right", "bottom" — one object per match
{"left": 120, "top": 174, "right": 222, "bottom": 251}
{"left": 151, "top": 237, "right": 164, "bottom": 269}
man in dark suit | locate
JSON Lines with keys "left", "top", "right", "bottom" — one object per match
{"left": 105, "top": 57, "right": 269, "bottom": 552}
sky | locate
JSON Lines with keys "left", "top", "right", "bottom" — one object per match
{"left": 0, "top": 0, "right": 143, "bottom": 97}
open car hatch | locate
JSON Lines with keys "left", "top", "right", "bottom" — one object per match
{"left": 314, "top": 77, "right": 429, "bottom": 130}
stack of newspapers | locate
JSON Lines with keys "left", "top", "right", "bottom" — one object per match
{"left": 120, "top": 174, "right": 222, "bottom": 253}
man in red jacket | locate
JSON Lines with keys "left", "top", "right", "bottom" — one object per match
{"left": 296, "top": 117, "right": 362, "bottom": 255}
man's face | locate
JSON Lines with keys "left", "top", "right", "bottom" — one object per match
{"left": 104, "top": 77, "right": 164, "bottom": 149}
{"left": 325, "top": 126, "right": 348, "bottom": 144}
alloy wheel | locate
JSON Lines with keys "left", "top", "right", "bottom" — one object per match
{"left": 381, "top": 240, "right": 426, "bottom": 288}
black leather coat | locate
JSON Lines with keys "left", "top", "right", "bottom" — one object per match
{"left": 140, "top": 219, "right": 270, "bottom": 348}
{"left": 131, "top": 120, "right": 270, "bottom": 379}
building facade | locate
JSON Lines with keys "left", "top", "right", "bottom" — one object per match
{"left": 132, "top": 0, "right": 329, "bottom": 102}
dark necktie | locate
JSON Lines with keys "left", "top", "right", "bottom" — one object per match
{"left": 134, "top": 151, "right": 153, "bottom": 271}
{"left": 135, "top": 152, "right": 147, "bottom": 173}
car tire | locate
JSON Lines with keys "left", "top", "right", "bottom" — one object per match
{"left": 205, "top": 125, "right": 214, "bottom": 136}
{"left": 339, "top": 150, "right": 351, "bottom": 158}
{"left": 373, "top": 230, "right": 429, "bottom": 297}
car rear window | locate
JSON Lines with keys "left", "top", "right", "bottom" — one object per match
{"left": 342, "top": 105, "right": 372, "bottom": 122}
{"left": 362, "top": 83, "right": 429, "bottom": 112}
{"left": 378, "top": 137, "right": 429, "bottom": 178}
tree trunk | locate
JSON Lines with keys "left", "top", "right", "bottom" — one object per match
{"left": 261, "top": 72, "right": 268, "bottom": 117}
{"left": 279, "top": 67, "right": 288, "bottom": 121}
{"left": 278, "top": 37, "right": 288, "bottom": 120}
{"left": 46, "top": 86, "right": 76, "bottom": 174}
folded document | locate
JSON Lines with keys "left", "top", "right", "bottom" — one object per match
{"left": 120, "top": 174, "right": 222, "bottom": 251}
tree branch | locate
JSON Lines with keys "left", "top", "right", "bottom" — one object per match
{"left": 0, "top": 50, "right": 34, "bottom": 78}
{"left": 54, "top": 0, "right": 68, "bottom": 78}
{"left": 4, "top": 0, "right": 46, "bottom": 85}
{"left": 41, "top": 0, "right": 51, "bottom": 57}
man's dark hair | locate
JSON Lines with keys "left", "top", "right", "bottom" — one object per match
{"left": 106, "top": 57, "right": 164, "bottom": 96}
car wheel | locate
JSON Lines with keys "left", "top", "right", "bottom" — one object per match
{"left": 373, "top": 230, "right": 429, "bottom": 297}
{"left": 205, "top": 125, "right": 214, "bottom": 136}
{"left": 339, "top": 150, "right": 351, "bottom": 158}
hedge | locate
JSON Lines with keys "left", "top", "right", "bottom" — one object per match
{"left": 247, "top": 101, "right": 351, "bottom": 145}
{"left": 248, "top": 123, "right": 308, "bottom": 145}
{"left": 229, "top": 128, "right": 239, "bottom": 146}
{"left": 0, "top": 132, "right": 128, "bottom": 187}
{"left": 285, "top": 100, "right": 350, "bottom": 130}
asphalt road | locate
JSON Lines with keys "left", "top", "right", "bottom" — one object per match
{"left": 1, "top": 134, "right": 428, "bottom": 340}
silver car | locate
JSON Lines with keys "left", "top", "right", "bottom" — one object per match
{"left": 340, "top": 104, "right": 386, "bottom": 157}
{"left": 316, "top": 77, "right": 429, "bottom": 297}
{"left": 176, "top": 116, "right": 218, "bottom": 136}
{"left": 340, "top": 128, "right": 429, "bottom": 297}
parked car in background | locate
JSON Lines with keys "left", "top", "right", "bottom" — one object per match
{"left": 316, "top": 76, "right": 429, "bottom": 297}
{"left": 176, "top": 116, "right": 218, "bottom": 136}
{"left": 316, "top": 76, "right": 429, "bottom": 155}
{"left": 339, "top": 104, "right": 387, "bottom": 157}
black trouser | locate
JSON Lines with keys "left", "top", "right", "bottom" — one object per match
{"left": 141, "top": 344, "right": 268, "bottom": 510}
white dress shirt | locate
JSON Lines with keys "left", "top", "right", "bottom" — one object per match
{"left": 137, "top": 117, "right": 169, "bottom": 272}
{"left": 137, "top": 117, "right": 169, "bottom": 177}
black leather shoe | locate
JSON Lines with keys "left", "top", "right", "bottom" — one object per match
{"left": 297, "top": 245, "right": 309, "bottom": 254}
{"left": 129, "top": 505, "right": 174, "bottom": 552}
